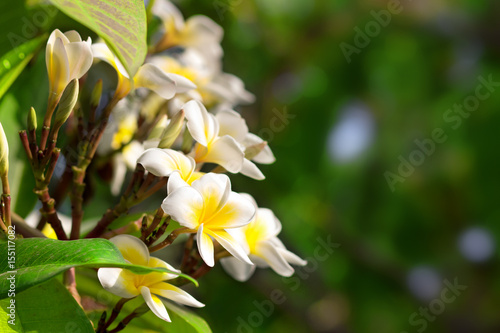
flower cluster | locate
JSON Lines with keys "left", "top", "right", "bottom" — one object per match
{"left": 0, "top": 0, "right": 306, "bottom": 328}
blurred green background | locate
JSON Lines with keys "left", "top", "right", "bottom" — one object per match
{"left": 1, "top": 0, "right": 499, "bottom": 332}
{"left": 180, "top": 0, "right": 500, "bottom": 332}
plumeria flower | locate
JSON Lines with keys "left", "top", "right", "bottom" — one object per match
{"left": 46, "top": 29, "right": 92, "bottom": 105}
{"left": 162, "top": 173, "right": 255, "bottom": 267}
{"left": 149, "top": 49, "right": 254, "bottom": 110}
{"left": 138, "top": 148, "right": 204, "bottom": 185}
{"left": 91, "top": 43, "right": 196, "bottom": 100}
{"left": 98, "top": 235, "right": 204, "bottom": 322}
{"left": 183, "top": 100, "right": 245, "bottom": 173}
{"left": 220, "top": 194, "right": 307, "bottom": 281}
{"left": 152, "top": 0, "right": 223, "bottom": 61}
{"left": 215, "top": 109, "right": 275, "bottom": 180}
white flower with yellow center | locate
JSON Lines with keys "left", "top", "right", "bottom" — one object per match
{"left": 220, "top": 194, "right": 307, "bottom": 281}
{"left": 183, "top": 100, "right": 245, "bottom": 174}
{"left": 149, "top": 50, "right": 255, "bottom": 111}
{"left": 45, "top": 29, "right": 92, "bottom": 105}
{"left": 162, "top": 172, "right": 255, "bottom": 267}
{"left": 152, "top": 0, "right": 223, "bottom": 61}
{"left": 98, "top": 235, "right": 204, "bottom": 322}
{"left": 91, "top": 43, "right": 196, "bottom": 100}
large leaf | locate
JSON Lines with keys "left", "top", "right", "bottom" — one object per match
{"left": 0, "top": 35, "right": 46, "bottom": 100}
{"left": 48, "top": 0, "right": 147, "bottom": 77}
{"left": 0, "top": 278, "right": 94, "bottom": 333}
{"left": 0, "top": 238, "right": 197, "bottom": 299}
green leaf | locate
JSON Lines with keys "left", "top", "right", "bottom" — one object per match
{"left": 48, "top": 0, "right": 147, "bottom": 77}
{"left": 0, "top": 238, "right": 197, "bottom": 299}
{"left": 0, "top": 35, "right": 46, "bottom": 101}
{"left": 0, "top": 278, "right": 94, "bottom": 333}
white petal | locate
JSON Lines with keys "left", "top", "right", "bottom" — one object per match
{"left": 109, "top": 235, "right": 150, "bottom": 266}
{"left": 138, "top": 148, "right": 194, "bottom": 178}
{"left": 166, "top": 73, "right": 197, "bottom": 93}
{"left": 220, "top": 257, "right": 256, "bottom": 282}
{"left": 277, "top": 247, "right": 308, "bottom": 266}
{"left": 161, "top": 186, "right": 203, "bottom": 229}
{"left": 190, "top": 173, "right": 230, "bottom": 218}
{"left": 244, "top": 133, "right": 276, "bottom": 164}
{"left": 167, "top": 171, "right": 190, "bottom": 194}
{"left": 238, "top": 193, "right": 258, "bottom": 210}
{"left": 140, "top": 286, "right": 171, "bottom": 322}
{"left": 255, "top": 208, "right": 282, "bottom": 238}
{"left": 63, "top": 30, "right": 82, "bottom": 42}
{"left": 209, "top": 230, "right": 253, "bottom": 265}
{"left": 203, "top": 135, "right": 244, "bottom": 173}
{"left": 47, "top": 29, "right": 68, "bottom": 46}
{"left": 134, "top": 63, "right": 177, "bottom": 100}
{"left": 184, "top": 100, "right": 217, "bottom": 146}
{"left": 205, "top": 191, "right": 255, "bottom": 229}
{"left": 150, "top": 282, "right": 204, "bottom": 308}
{"left": 215, "top": 109, "right": 248, "bottom": 142}
{"left": 197, "top": 225, "right": 214, "bottom": 267}
{"left": 152, "top": 0, "right": 185, "bottom": 30}
{"left": 65, "top": 41, "right": 93, "bottom": 80}
{"left": 255, "top": 241, "right": 294, "bottom": 277}
{"left": 97, "top": 268, "right": 138, "bottom": 298}
{"left": 240, "top": 159, "right": 265, "bottom": 180}
{"left": 47, "top": 37, "right": 69, "bottom": 96}
{"left": 185, "top": 15, "right": 223, "bottom": 43}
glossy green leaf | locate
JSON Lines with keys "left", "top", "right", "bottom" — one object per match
{"left": 0, "top": 238, "right": 197, "bottom": 299}
{"left": 0, "top": 35, "right": 46, "bottom": 101}
{"left": 0, "top": 278, "right": 94, "bottom": 333}
{"left": 48, "top": 0, "right": 147, "bottom": 77}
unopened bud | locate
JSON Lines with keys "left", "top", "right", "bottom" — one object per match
{"left": 90, "top": 79, "right": 102, "bottom": 109}
{"left": 28, "top": 107, "right": 37, "bottom": 131}
{"left": 0, "top": 122, "right": 9, "bottom": 176}
{"left": 54, "top": 79, "right": 79, "bottom": 129}
{"left": 159, "top": 110, "right": 185, "bottom": 149}
{"left": 245, "top": 141, "right": 268, "bottom": 160}
{"left": 148, "top": 115, "right": 168, "bottom": 140}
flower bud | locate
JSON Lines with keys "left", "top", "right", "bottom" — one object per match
{"left": 148, "top": 115, "right": 168, "bottom": 140}
{"left": 46, "top": 29, "right": 92, "bottom": 103}
{"left": 0, "top": 122, "right": 9, "bottom": 177}
{"left": 54, "top": 79, "right": 79, "bottom": 130}
{"left": 27, "top": 107, "right": 37, "bottom": 132}
{"left": 159, "top": 110, "right": 185, "bottom": 149}
{"left": 90, "top": 79, "right": 103, "bottom": 110}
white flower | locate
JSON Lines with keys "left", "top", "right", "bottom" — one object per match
{"left": 91, "top": 43, "right": 196, "bottom": 100}
{"left": 149, "top": 50, "right": 255, "bottom": 110}
{"left": 161, "top": 173, "right": 255, "bottom": 267}
{"left": 46, "top": 29, "right": 92, "bottom": 103}
{"left": 98, "top": 235, "right": 204, "bottom": 322}
{"left": 220, "top": 194, "right": 307, "bottom": 281}
{"left": 152, "top": 0, "right": 223, "bottom": 62}
{"left": 183, "top": 100, "right": 245, "bottom": 173}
